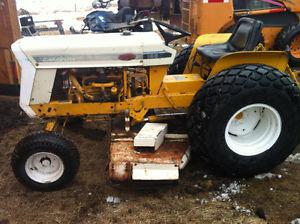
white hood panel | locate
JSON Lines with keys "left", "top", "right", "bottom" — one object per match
{"left": 13, "top": 32, "right": 176, "bottom": 68}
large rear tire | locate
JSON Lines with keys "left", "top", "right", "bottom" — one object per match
{"left": 188, "top": 64, "right": 300, "bottom": 176}
{"left": 11, "top": 132, "right": 80, "bottom": 191}
{"left": 276, "top": 24, "right": 300, "bottom": 66}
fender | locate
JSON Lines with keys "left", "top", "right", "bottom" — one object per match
{"left": 209, "top": 51, "right": 289, "bottom": 77}
{"left": 184, "top": 34, "right": 289, "bottom": 76}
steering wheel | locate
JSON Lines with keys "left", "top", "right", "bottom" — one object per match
{"left": 152, "top": 19, "right": 191, "bottom": 45}
{"left": 101, "top": 0, "right": 113, "bottom": 8}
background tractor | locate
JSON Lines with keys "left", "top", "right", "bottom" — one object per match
{"left": 10, "top": 18, "right": 300, "bottom": 191}
{"left": 179, "top": 0, "right": 300, "bottom": 73}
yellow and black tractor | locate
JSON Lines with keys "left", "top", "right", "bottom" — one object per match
{"left": 175, "top": 0, "right": 300, "bottom": 75}
{"left": 10, "top": 18, "right": 300, "bottom": 191}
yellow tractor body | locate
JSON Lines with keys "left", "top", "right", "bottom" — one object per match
{"left": 30, "top": 45, "right": 295, "bottom": 122}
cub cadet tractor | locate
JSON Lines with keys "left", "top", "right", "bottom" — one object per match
{"left": 177, "top": 0, "right": 300, "bottom": 75}
{"left": 11, "top": 18, "right": 300, "bottom": 191}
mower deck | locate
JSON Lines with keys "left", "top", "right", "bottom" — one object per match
{"left": 108, "top": 132, "right": 190, "bottom": 182}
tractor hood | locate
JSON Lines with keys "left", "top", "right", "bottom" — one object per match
{"left": 11, "top": 32, "right": 176, "bottom": 118}
{"left": 12, "top": 32, "right": 176, "bottom": 69}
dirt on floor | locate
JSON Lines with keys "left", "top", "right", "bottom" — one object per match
{"left": 0, "top": 96, "right": 299, "bottom": 224}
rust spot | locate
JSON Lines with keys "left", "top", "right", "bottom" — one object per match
{"left": 235, "top": 112, "right": 243, "bottom": 120}
{"left": 108, "top": 138, "right": 188, "bottom": 182}
{"left": 109, "top": 162, "right": 131, "bottom": 182}
{"left": 118, "top": 53, "right": 136, "bottom": 61}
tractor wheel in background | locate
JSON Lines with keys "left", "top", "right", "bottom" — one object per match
{"left": 168, "top": 45, "right": 193, "bottom": 74}
{"left": 11, "top": 132, "right": 80, "bottom": 191}
{"left": 276, "top": 24, "right": 300, "bottom": 66}
{"left": 188, "top": 64, "right": 300, "bottom": 177}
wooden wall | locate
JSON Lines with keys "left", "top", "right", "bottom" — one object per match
{"left": 0, "top": 0, "right": 20, "bottom": 85}
{"left": 181, "top": 0, "right": 190, "bottom": 31}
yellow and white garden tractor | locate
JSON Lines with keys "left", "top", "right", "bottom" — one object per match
{"left": 10, "top": 18, "right": 300, "bottom": 191}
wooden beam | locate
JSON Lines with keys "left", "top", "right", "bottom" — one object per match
{"left": 0, "top": 0, "right": 21, "bottom": 48}
{"left": 0, "top": 0, "right": 21, "bottom": 85}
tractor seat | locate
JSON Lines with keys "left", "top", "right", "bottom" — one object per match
{"left": 197, "top": 18, "right": 263, "bottom": 62}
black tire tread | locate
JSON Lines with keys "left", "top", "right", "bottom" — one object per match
{"left": 168, "top": 45, "right": 193, "bottom": 74}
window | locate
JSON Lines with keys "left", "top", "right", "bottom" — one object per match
{"left": 234, "top": 0, "right": 281, "bottom": 11}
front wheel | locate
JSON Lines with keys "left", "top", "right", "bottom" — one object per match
{"left": 11, "top": 132, "right": 80, "bottom": 191}
{"left": 188, "top": 64, "right": 300, "bottom": 176}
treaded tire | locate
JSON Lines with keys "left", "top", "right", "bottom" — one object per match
{"left": 11, "top": 132, "right": 80, "bottom": 191}
{"left": 276, "top": 24, "right": 300, "bottom": 66}
{"left": 188, "top": 64, "right": 300, "bottom": 176}
{"left": 168, "top": 45, "right": 193, "bottom": 74}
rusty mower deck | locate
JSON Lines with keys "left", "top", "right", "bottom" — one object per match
{"left": 109, "top": 125, "right": 190, "bottom": 182}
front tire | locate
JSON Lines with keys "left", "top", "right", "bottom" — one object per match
{"left": 11, "top": 132, "right": 80, "bottom": 191}
{"left": 188, "top": 64, "right": 300, "bottom": 176}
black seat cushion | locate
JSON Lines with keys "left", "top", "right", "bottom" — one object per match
{"left": 197, "top": 18, "right": 263, "bottom": 62}
{"left": 197, "top": 43, "right": 229, "bottom": 62}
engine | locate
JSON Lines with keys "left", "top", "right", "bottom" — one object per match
{"left": 52, "top": 67, "right": 149, "bottom": 103}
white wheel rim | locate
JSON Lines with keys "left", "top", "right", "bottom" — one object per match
{"left": 225, "top": 104, "right": 282, "bottom": 156}
{"left": 25, "top": 152, "right": 64, "bottom": 183}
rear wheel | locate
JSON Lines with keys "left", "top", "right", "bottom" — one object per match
{"left": 276, "top": 24, "right": 300, "bottom": 66}
{"left": 11, "top": 132, "right": 80, "bottom": 191}
{"left": 188, "top": 64, "right": 300, "bottom": 176}
{"left": 225, "top": 103, "right": 281, "bottom": 156}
